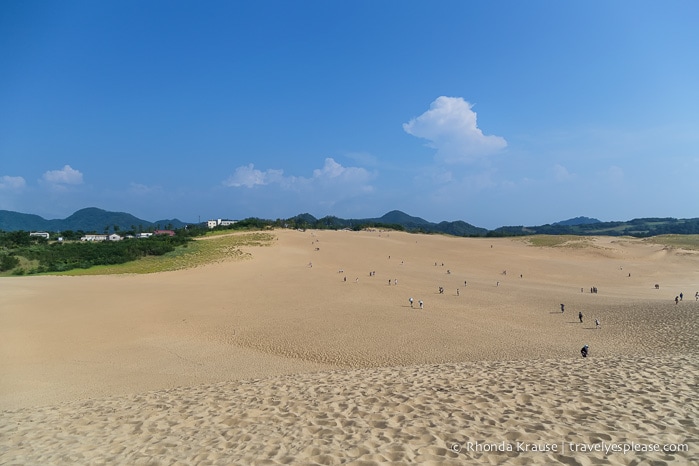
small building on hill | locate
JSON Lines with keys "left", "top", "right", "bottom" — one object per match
{"left": 207, "top": 219, "right": 237, "bottom": 229}
{"left": 81, "top": 234, "right": 108, "bottom": 242}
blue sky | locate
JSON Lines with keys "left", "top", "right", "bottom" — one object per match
{"left": 1, "top": 1, "right": 698, "bottom": 229}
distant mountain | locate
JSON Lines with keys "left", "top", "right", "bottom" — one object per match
{"left": 284, "top": 210, "right": 487, "bottom": 237}
{"left": 0, "top": 211, "right": 51, "bottom": 232}
{"left": 553, "top": 216, "right": 601, "bottom": 226}
{"left": 3, "top": 207, "right": 699, "bottom": 237}
{"left": 0, "top": 207, "right": 189, "bottom": 232}
{"left": 375, "top": 210, "right": 432, "bottom": 227}
{"left": 489, "top": 217, "right": 699, "bottom": 237}
{"left": 288, "top": 213, "right": 319, "bottom": 225}
{"left": 371, "top": 211, "right": 487, "bottom": 236}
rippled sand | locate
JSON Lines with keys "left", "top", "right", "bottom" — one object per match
{"left": 1, "top": 230, "right": 698, "bottom": 464}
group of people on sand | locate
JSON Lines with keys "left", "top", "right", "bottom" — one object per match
{"left": 559, "top": 302, "right": 601, "bottom": 358}
{"left": 408, "top": 297, "right": 423, "bottom": 309}
{"left": 561, "top": 305, "right": 599, "bottom": 325}
{"left": 673, "top": 292, "right": 698, "bottom": 304}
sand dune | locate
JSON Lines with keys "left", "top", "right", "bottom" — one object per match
{"left": 1, "top": 230, "right": 698, "bottom": 464}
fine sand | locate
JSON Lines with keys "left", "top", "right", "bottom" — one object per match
{"left": 1, "top": 230, "right": 698, "bottom": 465}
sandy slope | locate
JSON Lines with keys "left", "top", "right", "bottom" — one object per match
{"left": 1, "top": 230, "right": 698, "bottom": 464}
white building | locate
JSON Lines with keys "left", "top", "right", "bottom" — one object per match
{"left": 80, "top": 234, "right": 108, "bottom": 242}
{"left": 207, "top": 219, "right": 237, "bottom": 229}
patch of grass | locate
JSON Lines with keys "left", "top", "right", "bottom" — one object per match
{"left": 644, "top": 235, "right": 699, "bottom": 251}
{"left": 520, "top": 235, "right": 593, "bottom": 248}
{"left": 55, "top": 232, "right": 275, "bottom": 276}
{"left": 0, "top": 256, "right": 39, "bottom": 277}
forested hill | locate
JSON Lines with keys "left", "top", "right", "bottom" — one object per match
{"left": 286, "top": 210, "right": 488, "bottom": 236}
{"left": 489, "top": 217, "right": 699, "bottom": 237}
{"left": 285, "top": 212, "right": 699, "bottom": 237}
{"left": 0, "top": 208, "right": 187, "bottom": 233}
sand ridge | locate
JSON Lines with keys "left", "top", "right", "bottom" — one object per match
{"left": 2, "top": 356, "right": 696, "bottom": 465}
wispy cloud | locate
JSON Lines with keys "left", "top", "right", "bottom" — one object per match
{"left": 128, "top": 182, "right": 161, "bottom": 195}
{"left": 223, "top": 164, "right": 285, "bottom": 188}
{"left": 311, "top": 158, "right": 373, "bottom": 189}
{"left": 403, "top": 96, "right": 507, "bottom": 164}
{"left": 222, "top": 158, "right": 375, "bottom": 214}
{"left": 344, "top": 151, "right": 378, "bottom": 167}
{"left": 41, "top": 165, "right": 84, "bottom": 189}
{"left": 552, "top": 164, "right": 573, "bottom": 182}
{"left": 0, "top": 175, "right": 26, "bottom": 191}
{"left": 224, "top": 158, "right": 373, "bottom": 191}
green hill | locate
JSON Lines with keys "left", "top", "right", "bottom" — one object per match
{"left": 0, "top": 207, "right": 189, "bottom": 233}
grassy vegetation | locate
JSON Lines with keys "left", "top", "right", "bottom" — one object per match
{"left": 643, "top": 235, "right": 699, "bottom": 251}
{"left": 24, "top": 232, "right": 275, "bottom": 276}
{"left": 521, "top": 234, "right": 699, "bottom": 251}
{"left": 520, "top": 235, "right": 594, "bottom": 248}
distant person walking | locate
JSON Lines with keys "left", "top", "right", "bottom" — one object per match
{"left": 579, "top": 311, "right": 583, "bottom": 323}
{"left": 581, "top": 345, "right": 589, "bottom": 358}
{"left": 595, "top": 318, "right": 600, "bottom": 329}
{"left": 680, "top": 292, "right": 683, "bottom": 301}
{"left": 419, "top": 300, "right": 424, "bottom": 309}
{"left": 561, "top": 304, "right": 565, "bottom": 313}
{"left": 675, "top": 296, "right": 679, "bottom": 305}
{"left": 409, "top": 297, "right": 414, "bottom": 308}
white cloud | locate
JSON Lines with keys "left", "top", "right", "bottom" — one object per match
{"left": 311, "top": 158, "right": 373, "bottom": 188}
{"left": 225, "top": 158, "right": 372, "bottom": 191}
{"left": 223, "top": 164, "right": 285, "bottom": 188}
{"left": 403, "top": 96, "right": 507, "bottom": 163}
{"left": 0, "top": 175, "right": 26, "bottom": 190}
{"left": 41, "top": 165, "right": 83, "bottom": 187}
{"left": 553, "top": 164, "right": 572, "bottom": 182}
{"left": 223, "top": 158, "right": 375, "bottom": 214}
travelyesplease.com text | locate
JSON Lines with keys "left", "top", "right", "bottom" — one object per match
{"left": 450, "top": 440, "right": 689, "bottom": 455}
